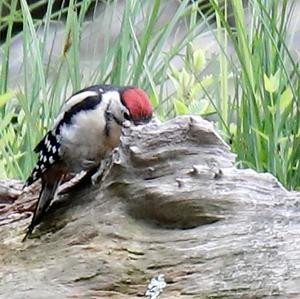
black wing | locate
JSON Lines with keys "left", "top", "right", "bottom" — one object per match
{"left": 24, "top": 131, "right": 62, "bottom": 187}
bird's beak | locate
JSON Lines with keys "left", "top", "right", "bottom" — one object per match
{"left": 122, "top": 120, "right": 131, "bottom": 128}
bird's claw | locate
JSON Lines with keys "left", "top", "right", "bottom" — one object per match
{"left": 91, "top": 150, "right": 119, "bottom": 185}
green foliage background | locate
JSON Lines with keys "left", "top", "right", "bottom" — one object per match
{"left": 0, "top": 0, "right": 299, "bottom": 190}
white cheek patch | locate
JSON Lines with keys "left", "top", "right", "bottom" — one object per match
{"left": 101, "top": 91, "right": 121, "bottom": 106}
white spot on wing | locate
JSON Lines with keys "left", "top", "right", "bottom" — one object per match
{"left": 49, "top": 156, "right": 54, "bottom": 164}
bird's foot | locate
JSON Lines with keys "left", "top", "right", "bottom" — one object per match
{"left": 91, "top": 149, "right": 120, "bottom": 185}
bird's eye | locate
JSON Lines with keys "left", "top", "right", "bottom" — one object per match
{"left": 124, "top": 111, "right": 130, "bottom": 120}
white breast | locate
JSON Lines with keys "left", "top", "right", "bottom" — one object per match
{"left": 58, "top": 92, "right": 123, "bottom": 172}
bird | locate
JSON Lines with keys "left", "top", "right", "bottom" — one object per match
{"left": 22, "top": 84, "right": 153, "bottom": 240}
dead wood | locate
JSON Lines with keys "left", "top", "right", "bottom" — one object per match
{"left": 0, "top": 116, "right": 299, "bottom": 299}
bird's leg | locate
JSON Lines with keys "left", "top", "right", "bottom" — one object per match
{"left": 58, "top": 167, "right": 98, "bottom": 195}
{"left": 91, "top": 159, "right": 112, "bottom": 185}
{"left": 91, "top": 148, "right": 120, "bottom": 185}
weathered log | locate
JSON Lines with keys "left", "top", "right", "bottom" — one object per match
{"left": 0, "top": 116, "right": 299, "bottom": 299}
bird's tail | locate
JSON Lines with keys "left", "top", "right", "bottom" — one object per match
{"left": 22, "top": 178, "right": 61, "bottom": 241}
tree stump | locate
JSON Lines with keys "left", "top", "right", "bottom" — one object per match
{"left": 0, "top": 116, "right": 299, "bottom": 299}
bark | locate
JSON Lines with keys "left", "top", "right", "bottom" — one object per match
{"left": 0, "top": 116, "right": 299, "bottom": 299}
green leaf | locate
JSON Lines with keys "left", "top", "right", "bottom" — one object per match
{"left": 279, "top": 87, "right": 293, "bottom": 111}
{"left": 179, "top": 68, "right": 193, "bottom": 92}
{"left": 190, "top": 75, "right": 214, "bottom": 99}
{"left": 263, "top": 72, "right": 279, "bottom": 93}
{"left": 229, "top": 123, "right": 237, "bottom": 135}
{"left": 0, "top": 90, "right": 15, "bottom": 107}
{"left": 188, "top": 98, "right": 209, "bottom": 115}
{"left": 193, "top": 47, "right": 206, "bottom": 73}
{"left": 174, "top": 99, "right": 189, "bottom": 115}
{"left": 200, "top": 75, "right": 214, "bottom": 89}
{"left": 149, "top": 92, "right": 159, "bottom": 109}
{"left": 169, "top": 64, "right": 180, "bottom": 80}
{"left": 168, "top": 73, "right": 181, "bottom": 93}
{"left": 0, "top": 159, "right": 7, "bottom": 179}
{"left": 186, "top": 43, "right": 194, "bottom": 67}
{"left": 268, "top": 105, "right": 276, "bottom": 115}
{"left": 252, "top": 127, "right": 269, "bottom": 141}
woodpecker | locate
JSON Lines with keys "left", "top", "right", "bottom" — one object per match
{"left": 23, "top": 84, "right": 153, "bottom": 240}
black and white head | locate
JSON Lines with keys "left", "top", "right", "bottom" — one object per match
{"left": 102, "top": 85, "right": 153, "bottom": 127}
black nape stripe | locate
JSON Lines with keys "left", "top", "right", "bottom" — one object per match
{"left": 104, "top": 103, "right": 112, "bottom": 137}
{"left": 56, "top": 96, "right": 101, "bottom": 134}
{"left": 104, "top": 102, "right": 124, "bottom": 137}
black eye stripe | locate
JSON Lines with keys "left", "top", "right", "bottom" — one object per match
{"left": 112, "top": 114, "right": 124, "bottom": 126}
{"left": 124, "top": 111, "right": 130, "bottom": 120}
